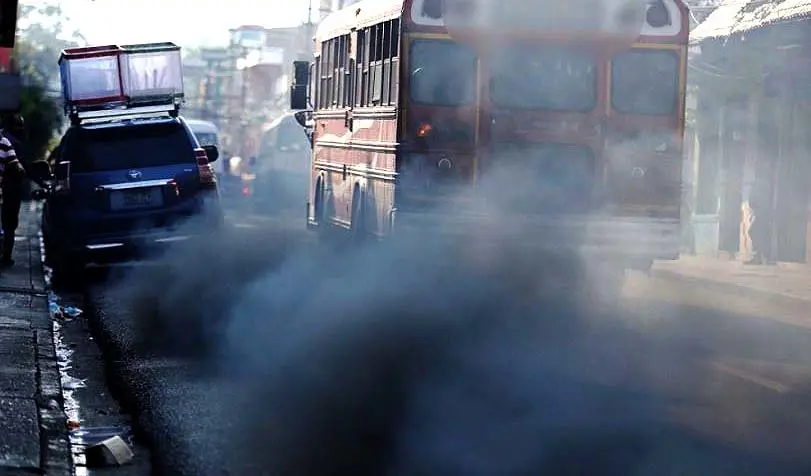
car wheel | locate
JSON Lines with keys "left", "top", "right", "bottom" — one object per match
{"left": 50, "top": 253, "right": 85, "bottom": 290}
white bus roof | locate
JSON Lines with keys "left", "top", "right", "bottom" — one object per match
{"left": 260, "top": 112, "right": 297, "bottom": 133}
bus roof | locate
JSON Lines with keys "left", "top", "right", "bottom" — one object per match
{"left": 315, "top": 0, "right": 689, "bottom": 45}
{"left": 316, "top": 0, "right": 404, "bottom": 44}
{"left": 261, "top": 112, "right": 299, "bottom": 133}
{"left": 184, "top": 119, "right": 219, "bottom": 134}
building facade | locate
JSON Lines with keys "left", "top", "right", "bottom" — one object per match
{"left": 690, "top": 0, "right": 811, "bottom": 262}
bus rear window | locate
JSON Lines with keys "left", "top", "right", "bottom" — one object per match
{"left": 611, "top": 50, "right": 679, "bottom": 116}
{"left": 409, "top": 40, "right": 477, "bottom": 107}
{"left": 490, "top": 45, "right": 597, "bottom": 111}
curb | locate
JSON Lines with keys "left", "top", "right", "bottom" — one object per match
{"left": 24, "top": 206, "right": 73, "bottom": 474}
{"left": 36, "top": 323, "right": 73, "bottom": 475}
{"left": 650, "top": 268, "right": 811, "bottom": 308}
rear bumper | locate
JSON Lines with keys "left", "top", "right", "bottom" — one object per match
{"left": 50, "top": 213, "right": 223, "bottom": 263}
{"left": 58, "top": 229, "right": 199, "bottom": 263}
{"left": 390, "top": 209, "right": 680, "bottom": 263}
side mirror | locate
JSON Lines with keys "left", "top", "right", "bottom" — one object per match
{"left": 293, "top": 110, "right": 311, "bottom": 127}
{"left": 202, "top": 145, "right": 219, "bottom": 162}
{"left": 290, "top": 60, "right": 310, "bottom": 110}
{"left": 28, "top": 160, "right": 53, "bottom": 181}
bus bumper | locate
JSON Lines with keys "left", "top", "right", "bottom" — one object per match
{"left": 389, "top": 209, "right": 680, "bottom": 265}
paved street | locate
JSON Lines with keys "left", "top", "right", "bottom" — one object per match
{"left": 0, "top": 203, "right": 151, "bottom": 475}
{"left": 8, "top": 203, "right": 810, "bottom": 476}
{"left": 75, "top": 212, "right": 811, "bottom": 475}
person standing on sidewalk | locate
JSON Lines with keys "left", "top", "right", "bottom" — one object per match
{"left": 745, "top": 176, "right": 774, "bottom": 265}
{"left": 0, "top": 114, "right": 46, "bottom": 267}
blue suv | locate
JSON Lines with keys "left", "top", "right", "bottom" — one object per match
{"left": 38, "top": 113, "right": 223, "bottom": 281}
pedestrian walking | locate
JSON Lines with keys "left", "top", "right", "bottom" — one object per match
{"left": 0, "top": 115, "right": 26, "bottom": 266}
{"left": 0, "top": 114, "right": 47, "bottom": 267}
{"left": 745, "top": 176, "right": 773, "bottom": 265}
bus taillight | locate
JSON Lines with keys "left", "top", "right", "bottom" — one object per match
{"left": 416, "top": 122, "right": 433, "bottom": 138}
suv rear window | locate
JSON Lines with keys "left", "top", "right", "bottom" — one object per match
{"left": 66, "top": 121, "right": 195, "bottom": 173}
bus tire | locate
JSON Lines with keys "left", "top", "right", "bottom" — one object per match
{"left": 350, "top": 186, "right": 365, "bottom": 244}
{"left": 313, "top": 178, "right": 325, "bottom": 226}
{"left": 313, "top": 177, "right": 338, "bottom": 247}
{"left": 583, "top": 264, "right": 626, "bottom": 310}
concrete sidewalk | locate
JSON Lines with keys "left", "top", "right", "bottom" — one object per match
{"left": 0, "top": 202, "right": 72, "bottom": 474}
{"left": 653, "top": 254, "right": 811, "bottom": 303}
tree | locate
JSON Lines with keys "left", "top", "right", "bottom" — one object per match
{"left": 16, "top": 1, "right": 85, "bottom": 83}
{"left": 8, "top": 1, "right": 82, "bottom": 162}
{"left": 15, "top": 81, "right": 62, "bottom": 164}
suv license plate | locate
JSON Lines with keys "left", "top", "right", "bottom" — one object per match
{"left": 110, "top": 188, "right": 163, "bottom": 210}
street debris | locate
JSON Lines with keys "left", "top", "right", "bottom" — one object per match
{"left": 84, "top": 435, "right": 135, "bottom": 467}
{"left": 70, "top": 426, "right": 134, "bottom": 447}
{"left": 61, "top": 375, "right": 87, "bottom": 390}
{"left": 48, "top": 300, "right": 83, "bottom": 319}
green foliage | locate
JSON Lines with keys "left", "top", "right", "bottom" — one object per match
{"left": 16, "top": 1, "right": 84, "bottom": 83}
{"left": 16, "top": 81, "right": 62, "bottom": 163}
{"left": 8, "top": 1, "right": 78, "bottom": 160}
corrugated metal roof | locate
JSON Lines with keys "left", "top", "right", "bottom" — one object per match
{"left": 691, "top": 0, "right": 811, "bottom": 42}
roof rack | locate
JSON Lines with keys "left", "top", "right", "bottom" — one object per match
{"left": 59, "top": 42, "right": 185, "bottom": 125}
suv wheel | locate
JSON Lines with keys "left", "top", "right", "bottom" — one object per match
{"left": 50, "top": 253, "right": 85, "bottom": 289}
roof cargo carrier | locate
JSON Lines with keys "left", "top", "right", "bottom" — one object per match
{"left": 59, "top": 42, "right": 185, "bottom": 124}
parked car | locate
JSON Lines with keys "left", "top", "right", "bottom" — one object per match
{"left": 35, "top": 113, "right": 223, "bottom": 282}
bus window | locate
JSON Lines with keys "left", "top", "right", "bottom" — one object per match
{"left": 611, "top": 49, "right": 679, "bottom": 116}
{"left": 490, "top": 44, "right": 597, "bottom": 111}
{"left": 409, "top": 40, "right": 477, "bottom": 107}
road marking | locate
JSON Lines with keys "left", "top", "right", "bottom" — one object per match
{"left": 712, "top": 362, "right": 791, "bottom": 393}
{"left": 232, "top": 223, "right": 257, "bottom": 229}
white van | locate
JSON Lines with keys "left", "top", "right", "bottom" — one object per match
{"left": 185, "top": 119, "right": 224, "bottom": 175}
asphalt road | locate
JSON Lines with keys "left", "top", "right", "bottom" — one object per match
{"left": 76, "top": 211, "right": 811, "bottom": 475}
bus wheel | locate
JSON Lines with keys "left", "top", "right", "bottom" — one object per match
{"left": 312, "top": 179, "right": 333, "bottom": 246}
{"left": 313, "top": 178, "right": 325, "bottom": 226}
{"left": 583, "top": 265, "right": 626, "bottom": 310}
{"left": 350, "top": 187, "right": 365, "bottom": 244}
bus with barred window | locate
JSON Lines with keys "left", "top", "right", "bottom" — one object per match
{"left": 290, "top": 0, "right": 688, "bottom": 278}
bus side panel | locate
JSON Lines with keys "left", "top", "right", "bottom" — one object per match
{"left": 312, "top": 113, "right": 352, "bottom": 228}
{"left": 348, "top": 108, "right": 398, "bottom": 238}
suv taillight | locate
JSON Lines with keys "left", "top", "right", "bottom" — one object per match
{"left": 195, "top": 148, "right": 216, "bottom": 188}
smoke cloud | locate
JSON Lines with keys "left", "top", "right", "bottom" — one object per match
{"left": 100, "top": 1, "right": 695, "bottom": 470}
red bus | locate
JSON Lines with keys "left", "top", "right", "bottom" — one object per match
{"left": 291, "top": 0, "right": 688, "bottom": 275}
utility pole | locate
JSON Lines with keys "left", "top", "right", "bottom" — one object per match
{"left": 201, "top": 65, "right": 213, "bottom": 120}
{"left": 239, "top": 50, "right": 249, "bottom": 158}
